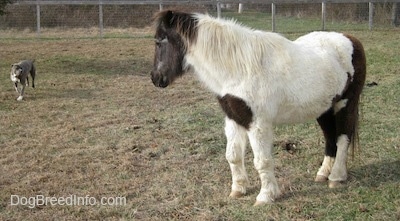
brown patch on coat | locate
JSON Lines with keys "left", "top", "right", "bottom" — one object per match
{"left": 217, "top": 94, "right": 253, "bottom": 130}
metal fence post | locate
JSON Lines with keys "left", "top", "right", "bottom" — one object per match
{"left": 369, "top": 2, "right": 374, "bottom": 30}
{"left": 159, "top": 0, "right": 163, "bottom": 11}
{"left": 36, "top": 2, "right": 40, "bottom": 37}
{"left": 271, "top": 3, "right": 276, "bottom": 32}
{"left": 99, "top": 1, "right": 104, "bottom": 38}
{"left": 217, "top": 1, "right": 221, "bottom": 18}
{"left": 238, "top": 3, "right": 243, "bottom": 13}
{"left": 321, "top": 1, "right": 326, "bottom": 30}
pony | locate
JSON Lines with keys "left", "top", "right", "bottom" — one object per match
{"left": 151, "top": 10, "right": 366, "bottom": 205}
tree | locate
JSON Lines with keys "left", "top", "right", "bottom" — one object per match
{"left": 0, "top": 0, "right": 13, "bottom": 16}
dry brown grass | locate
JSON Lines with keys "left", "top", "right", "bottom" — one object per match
{"left": 0, "top": 27, "right": 153, "bottom": 39}
{"left": 0, "top": 37, "right": 230, "bottom": 220}
{"left": 0, "top": 28, "right": 399, "bottom": 220}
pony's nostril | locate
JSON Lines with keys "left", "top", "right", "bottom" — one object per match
{"left": 162, "top": 75, "right": 168, "bottom": 83}
{"left": 150, "top": 70, "right": 169, "bottom": 88}
{"left": 156, "top": 75, "right": 169, "bottom": 88}
{"left": 151, "top": 72, "right": 159, "bottom": 86}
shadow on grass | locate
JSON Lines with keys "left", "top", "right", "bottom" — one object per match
{"left": 352, "top": 159, "right": 400, "bottom": 187}
{"left": 277, "top": 159, "right": 400, "bottom": 202}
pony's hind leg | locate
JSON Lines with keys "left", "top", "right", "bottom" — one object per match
{"left": 316, "top": 108, "right": 337, "bottom": 182}
{"left": 328, "top": 96, "right": 359, "bottom": 187}
{"left": 247, "top": 120, "right": 280, "bottom": 205}
{"left": 328, "top": 34, "right": 366, "bottom": 188}
{"left": 316, "top": 99, "right": 357, "bottom": 187}
{"left": 224, "top": 117, "right": 249, "bottom": 198}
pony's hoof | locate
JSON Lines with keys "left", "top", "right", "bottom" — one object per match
{"left": 315, "top": 175, "right": 328, "bottom": 182}
{"left": 254, "top": 200, "right": 269, "bottom": 206}
{"left": 328, "top": 180, "right": 345, "bottom": 188}
{"left": 229, "top": 191, "right": 244, "bottom": 198}
{"left": 17, "top": 96, "right": 23, "bottom": 101}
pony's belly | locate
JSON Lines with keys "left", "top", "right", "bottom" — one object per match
{"left": 273, "top": 102, "right": 331, "bottom": 124}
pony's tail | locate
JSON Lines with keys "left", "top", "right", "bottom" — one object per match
{"left": 350, "top": 105, "right": 361, "bottom": 159}
{"left": 344, "top": 34, "right": 367, "bottom": 159}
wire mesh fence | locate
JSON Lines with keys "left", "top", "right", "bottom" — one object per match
{"left": 0, "top": 1, "right": 399, "bottom": 38}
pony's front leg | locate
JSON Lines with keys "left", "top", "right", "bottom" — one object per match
{"left": 248, "top": 121, "right": 281, "bottom": 205}
{"left": 224, "top": 117, "right": 249, "bottom": 198}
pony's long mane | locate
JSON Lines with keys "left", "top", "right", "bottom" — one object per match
{"left": 191, "top": 14, "right": 292, "bottom": 76}
{"left": 154, "top": 11, "right": 293, "bottom": 76}
{"left": 153, "top": 10, "right": 199, "bottom": 46}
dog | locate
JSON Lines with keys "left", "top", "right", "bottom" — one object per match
{"left": 10, "top": 60, "right": 36, "bottom": 101}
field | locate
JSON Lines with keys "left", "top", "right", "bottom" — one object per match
{"left": 1, "top": 14, "right": 399, "bottom": 220}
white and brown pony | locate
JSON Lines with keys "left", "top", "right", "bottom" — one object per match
{"left": 151, "top": 10, "right": 366, "bottom": 205}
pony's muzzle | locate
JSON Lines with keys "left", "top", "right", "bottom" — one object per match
{"left": 151, "top": 70, "right": 169, "bottom": 88}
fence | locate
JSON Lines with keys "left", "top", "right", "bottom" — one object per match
{"left": 1, "top": 0, "right": 399, "bottom": 38}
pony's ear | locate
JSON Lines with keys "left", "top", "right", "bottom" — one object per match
{"left": 161, "top": 10, "right": 174, "bottom": 29}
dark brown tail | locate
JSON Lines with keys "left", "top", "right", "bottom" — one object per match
{"left": 344, "top": 34, "right": 367, "bottom": 157}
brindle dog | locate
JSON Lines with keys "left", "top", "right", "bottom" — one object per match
{"left": 10, "top": 60, "right": 36, "bottom": 101}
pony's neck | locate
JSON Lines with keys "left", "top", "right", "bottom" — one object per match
{"left": 184, "top": 15, "right": 290, "bottom": 94}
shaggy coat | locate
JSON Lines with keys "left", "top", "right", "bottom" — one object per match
{"left": 151, "top": 10, "right": 366, "bottom": 205}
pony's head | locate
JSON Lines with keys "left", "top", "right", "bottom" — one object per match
{"left": 151, "top": 10, "right": 198, "bottom": 88}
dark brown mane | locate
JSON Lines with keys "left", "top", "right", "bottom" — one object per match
{"left": 153, "top": 10, "right": 199, "bottom": 44}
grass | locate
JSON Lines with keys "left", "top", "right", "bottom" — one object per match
{"left": 220, "top": 11, "right": 393, "bottom": 33}
{"left": 1, "top": 14, "right": 399, "bottom": 220}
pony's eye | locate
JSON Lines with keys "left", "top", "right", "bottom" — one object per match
{"left": 155, "top": 39, "right": 164, "bottom": 48}
{"left": 155, "top": 38, "right": 168, "bottom": 46}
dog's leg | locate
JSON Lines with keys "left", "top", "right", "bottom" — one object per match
{"left": 17, "top": 81, "right": 25, "bottom": 101}
{"left": 31, "top": 65, "right": 36, "bottom": 88}
{"left": 14, "top": 82, "right": 20, "bottom": 93}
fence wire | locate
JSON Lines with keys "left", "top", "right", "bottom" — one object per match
{"left": 0, "top": 2, "right": 399, "bottom": 38}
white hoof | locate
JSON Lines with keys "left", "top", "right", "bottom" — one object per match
{"left": 315, "top": 175, "right": 328, "bottom": 182}
{"left": 328, "top": 180, "right": 345, "bottom": 188}
{"left": 229, "top": 191, "right": 245, "bottom": 198}
{"left": 254, "top": 200, "right": 268, "bottom": 206}
{"left": 17, "top": 96, "right": 23, "bottom": 101}
{"left": 255, "top": 187, "right": 281, "bottom": 205}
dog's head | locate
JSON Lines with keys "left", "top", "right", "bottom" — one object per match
{"left": 10, "top": 64, "right": 23, "bottom": 78}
